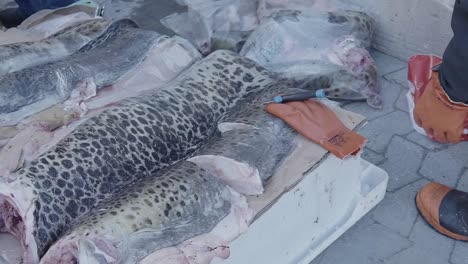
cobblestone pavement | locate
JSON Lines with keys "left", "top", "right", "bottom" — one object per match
{"left": 312, "top": 51, "right": 468, "bottom": 264}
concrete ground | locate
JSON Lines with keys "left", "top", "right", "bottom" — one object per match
{"left": 1, "top": 0, "right": 466, "bottom": 263}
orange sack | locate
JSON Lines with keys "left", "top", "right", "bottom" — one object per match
{"left": 266, "top": 100, "right": 367, "bottom": 159}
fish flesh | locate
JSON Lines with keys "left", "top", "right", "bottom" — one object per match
{"left": 240, "top": 10, "right": 382, "bottom": 108}
{"left": 190, "top": 79, "right": 298, "bottom": 196}
{"left": 40, "top": 161, "right": 234, "bottom": 264}
{"left": 0, "top": 18, "right": 160, "bottom": 127}
{"left": 0, "top": 19, "right": 110, "bottom": 76}
{"left": 0, "top": 51, "right": 275, "bottom": 262}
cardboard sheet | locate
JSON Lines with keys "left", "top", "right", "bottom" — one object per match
{"left": 248, "top": 105, "right": 366, "bottom": 219}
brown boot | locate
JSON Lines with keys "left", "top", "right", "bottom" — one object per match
{"left": 416, "top": 182, "right": 468, "bottom": 240}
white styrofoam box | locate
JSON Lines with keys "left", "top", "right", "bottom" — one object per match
{"left": 335, "top": 0, "right": 454, "bottom": 61}
{"left": 214, "top": 155, "right": 388, "bottom": 264}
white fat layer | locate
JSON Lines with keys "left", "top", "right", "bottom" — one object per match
{"left": 217, "top": 123, "right": 256, "bottom": 133}
{"left": 188, "top": 155, "right": 264, "bottom": 195}
{"left": 0, "top": 179, "right": 39, "bottom": 264}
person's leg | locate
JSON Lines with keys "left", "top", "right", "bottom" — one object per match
{"left": 413, "top": 0, "right": 468, "bottom": 144}
{"left": 415, "top": 1, "right": 468, "bottom": 240}
{"left": 15, "top": 0, "right": 79, "bottom": 18}
{"left": 439, "top": 0, "right": 468, "bottom": 103}
{"left": 0, "top": 0, "right": 79, "bottom": 27}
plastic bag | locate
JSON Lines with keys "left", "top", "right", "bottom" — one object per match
{"left": 160, "top": 10, "right": 213, "bottom": 55}
{"left": 162, "top": 0, "right": 259, "bottom": 54}
{"left": 407, "top": 54, "right": 468, "bottom": 140}
{"left": 257, "top": 0, "right": 333, "bottom": 20}
{"left": 240, "top": 10, "right": 382, "bottom": 108}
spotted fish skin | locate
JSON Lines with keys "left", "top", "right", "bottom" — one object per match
{"left": 0, "top": 19, "right": 111, "bottom": 76}
{"left": 327, "top": 10, "right": 375, "bottom": 49}
{"left": 0, "top": 19, "right": 152, "bottom": 125}
{"left": 41, "top": 161, "right": 231, "bottom": 264}
{"left": 192, "top": 127, "right": 293, "bottom": 190}
{"left": 1, "top": 51, "right": 275, "bottom": 259}
{"left": 210, "top": 80, "right": 298, "bottom": 184}
{"left": 269, "top": 61, "right": 376, "bottom": 103}
{"left": 219, "top": 79, "right": 297, "bottom": 135}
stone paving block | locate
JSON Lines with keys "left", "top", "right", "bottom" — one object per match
{"left": 362, "top": 148, "right": 386, "bottom": 165}
{"left": 385, "top": 217, "right": 455, "bottom": 264}
{"left": 384, "top": 246, "right": 452, "bottom": 264}
{"left": 450, "top": 242, "right": 468, "bottom": 264}
{"left": 409, "top": 217, "right": 454, "bottom": 255}
{"left": 371, "top": 179, "right": 429, "bottom": 237}
{"left": 394, "top": 88, "right": 409, "bottom": 113}
{"left": 456, "top": 169, "right": 468, "bottom": 192}
{"left": 420, "top": 142, "right": 468, "bottom": 187}
{"left": 358, "top": 111, "right": 414, "bottom": 154}
{"left": 384, "top": 67, "right": 408, "bottom": 88}
{"left": 312, "top": 223, "right": 412, "bottom": 264}
{"left": 310, "top": 216, "right": 377, "bottom": 264}
{"left": 371, "top": 50, "right": 407, "bottom": 76}
{"left": 380, "top": 137, "right": 425, "bottom": 191}
{"left": 344, "top": 78, "right": 401, "bottom": 120}
{"left": 406, "top": 131, "right": 446, "bottom": 151}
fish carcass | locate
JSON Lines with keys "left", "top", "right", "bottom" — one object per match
{"left": 0, "top": 51, "right": 276, "bottom": 263}
{"left": 0, "top": 18, "right": 160, "bottom": 127}
{"left": 0, "top": 18, "right": 110, "bottom": 76}
{"left": 40, "top": 161, "right": 253, "bottom": 264}
{"left": 0, "top": 34, "right": 201, "bottom": 174}
{"left": 189, "top": 79, "right": 299, "bottom": 196}
{"left": 240, "top": 10, "right": 382, "bottom": 108}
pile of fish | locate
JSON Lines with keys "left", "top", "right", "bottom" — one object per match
{"left": 240, "top": 10, "right": 381, "bottom": 108}
{"left": 0, "top": 17, "right": 201, "bottom": 174}
{"left": 0, "top": 18, "right": 159, "bottom": 127}
{"left": 0, "top": 3, "right": 379, "bottom": 263}
{"left": 162, "top": 3, "right": 382, "bottom": 108}
{"left": 0, "top": 49, "right": 301, "bottom": 263}
{"left": 0, "top": 18, "right": 110, "bottom": 76}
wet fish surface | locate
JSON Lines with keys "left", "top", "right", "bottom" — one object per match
{"left": 0, "top": 19, "right": 110, "bottom": 76}
{"left": 269, "top": 60, "right": 376, "bottom": 103}
{"left": 0, "top": 51, "right": 275, "bottom": 262}
{"left": 40, "top": 161, "right": 232, "bottom": 264}
{"left": 191, "top": 79, "right": 299, "bottom": 195}
{"left": 0, "top": 18, "right": 159, "bottom": 127}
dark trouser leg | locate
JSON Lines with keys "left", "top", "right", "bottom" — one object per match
{"left": 14, "top": 0, "right": 79, "bottom": 18}
{"left": 439, "top": 0, "right": 468, "bottom": 103}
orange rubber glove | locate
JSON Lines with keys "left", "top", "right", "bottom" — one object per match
{"left": 266, "top": 100, "right": 367, "bottom": 159}
{"left": 413, "top": 71, "right": 468, "bottom": 144}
